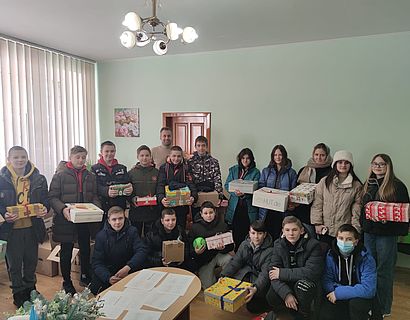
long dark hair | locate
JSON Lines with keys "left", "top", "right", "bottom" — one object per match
{"left": 325, "top": 161, "right": 361, "bottom": 189}
{"left": 237, "top": 148, "right": 256, "bottom": 170}
{"left": 269, "top": 144, "right": 288, "bottom": 169}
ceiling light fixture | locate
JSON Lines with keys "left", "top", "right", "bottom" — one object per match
{"left": 120, "top": 0, "right": 198, "bottom": 55}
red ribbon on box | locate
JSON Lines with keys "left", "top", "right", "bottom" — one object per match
{"left": 365, "top": 201, "right": 409, "bottom": 222}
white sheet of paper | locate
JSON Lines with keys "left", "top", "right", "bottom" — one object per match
{"left": 125, "top": 269, "right": 168, "bottom": 290}
{"left": 99, "top": 291, "right": 124, "bottom": 319}
{"left": 123, "top": 309, "right": 162, "bottom": 320}
{"left": 119, "top": 287, "right": 149, "bottom": 309}
{"left": 155, "top": 273, "right": 194, "bottom": 296}
{"left": 142, "top": 290, "right": 180, "bottom": 311}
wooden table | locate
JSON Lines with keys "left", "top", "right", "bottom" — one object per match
{"left": 98, "top": 267, "right": 201, "bottom": 320}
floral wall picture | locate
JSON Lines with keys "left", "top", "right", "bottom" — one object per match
{"left": 114, "top": 108, "right": 140, "bottom": 137}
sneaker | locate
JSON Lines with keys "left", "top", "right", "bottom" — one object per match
{"left": 79, "top": 274, "right": 91, "bottom": 287}
{"left": 13, "top": 291, "right": 28, "bottom": 308}
{"left": 383, "top": 314, "right": 391, "bottom": 318}
{"left": 62, "top": 281, "right": 77, "bottom": 296}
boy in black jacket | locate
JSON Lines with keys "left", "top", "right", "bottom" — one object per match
{"left": 0, "top": 146, "right": 49, "bottom": 307}
{"left": 190, "top": 201, "right": 234, "bottom": 289}
{"left": 266, "top": 216, "right": 323, "bottom": 320}
{"left": 91, "top": 141, "right": 132, "bottom": 216}
{"left": 90, "top": 206, "right": 147, "bottom": 295}
{"left": 157, "top": 145, "right": 198, "bottom": 229}
{"left": 144, "top": 208, "right": 194, "bottom": 270}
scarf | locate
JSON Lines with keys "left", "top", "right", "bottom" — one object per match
{"left": 98, "top": 156, "right": 119, "bottom": 174}
{"left": 66, "top": 162, "right": 87, "bottom": 193}
{"left": 297, "top": 155, "right": 333, "bottom": 184}
{"left": 7, "top": 161, "right": 35, "bottom": 229}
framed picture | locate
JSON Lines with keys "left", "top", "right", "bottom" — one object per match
{"left": 114, "top": 108, "right": 140, "bottom": 137}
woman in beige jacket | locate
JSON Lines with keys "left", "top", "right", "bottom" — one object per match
{"left": 310, "top": 150, "right": 362, "bottom": 245}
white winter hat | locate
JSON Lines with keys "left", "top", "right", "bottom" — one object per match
{"left": 332, "top": 150, "right": 354, "bottom": 167}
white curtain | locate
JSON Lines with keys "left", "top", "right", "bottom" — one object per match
{"left": 0, "top": 37, "right": 97, "bottom": 181}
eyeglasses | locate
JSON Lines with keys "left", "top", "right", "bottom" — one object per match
{"left": 371, "top": 162, "right": 387, "bottom": 168}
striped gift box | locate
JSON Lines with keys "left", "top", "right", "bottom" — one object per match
{"left": 365, "top": 201, "right": 409, "bottom": 223}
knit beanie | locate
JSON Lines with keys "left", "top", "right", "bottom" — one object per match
{"left": 332, "top": 150, "right": 354, "bottom": 168}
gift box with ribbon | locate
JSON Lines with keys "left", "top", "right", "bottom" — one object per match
{"left": 6, "top": 203, "right": 44, "bottom": 219}
{"left": 204, "top": 277, "right": 252, "bottom": 312}
{"left": 135, "top": 195, "right": 157, "bottom": 207}
{"left": 165, "top": 186, "right": 191, "bottom": 207}
{"left": 289, "top": 183, "right": 317, "bottom": 205}
{"left": 109, "top": 183, "right": 130, "bottom": 196}
{"left": 365, "top": 201, "right": 409, "bottom": 223}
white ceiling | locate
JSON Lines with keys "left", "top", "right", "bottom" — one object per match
{"left": 1, "top": 0, "right": 410, "bottom": 62}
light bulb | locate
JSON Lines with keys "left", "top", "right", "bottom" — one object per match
{"left": 166, "top": 23, "right": 183, "bottom": 41}
{"left": 182, "top": 27, "right": 198, "bottom": 44}
{"left": 120, "top": 31, "right": 136, "bottom": 48}
{"left": 122, "top": 12, "right": 141, "bottom": 31}
{"left": 136, "top": 31, "right": 150, "bottom": 47}
{"left": 153, "top": 40, "right": 168, "bottom": 55}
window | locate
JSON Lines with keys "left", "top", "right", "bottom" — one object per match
{"left": 0, "top": 37, "right": 97, "bottom": 181}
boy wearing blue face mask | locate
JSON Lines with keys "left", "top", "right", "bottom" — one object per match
{"left": 320, "top": 224, "right": 377, "bottom": 320}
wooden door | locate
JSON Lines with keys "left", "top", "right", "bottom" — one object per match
{"left": 163, "top": 112, "right": 211, "bottom": 155}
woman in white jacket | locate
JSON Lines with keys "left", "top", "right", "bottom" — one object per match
{"left": 310, "top": 150, "right": 362, "bottom": 246}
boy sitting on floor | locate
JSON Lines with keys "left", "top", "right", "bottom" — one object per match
{"left": 90, "top": 206, "right": 147, "bottom": 295}
{"left": 320, "top": 224, "right": 376, "bottom": 320}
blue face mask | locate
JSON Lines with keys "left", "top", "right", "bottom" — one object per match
{"left": 337, "top": 239, "right": 355, "bottom": 255}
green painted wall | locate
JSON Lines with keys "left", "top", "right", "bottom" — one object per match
{"left": 98, "top": 31, "right": 410, "bottom": 190}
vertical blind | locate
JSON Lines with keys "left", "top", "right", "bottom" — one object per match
{"left": 0, "top": 37, "right": 97, "bottom": 181}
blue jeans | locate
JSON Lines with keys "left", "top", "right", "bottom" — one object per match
{"left": 364, "top": 232, "right": 397, "bottom": 315}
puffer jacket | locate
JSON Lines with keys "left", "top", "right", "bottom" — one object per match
{"left": 144, "top": 219, "right": 190, "bottom": 267}
{"left": 187, "top": 152, "right": 223, "bottom": 196}
{"left": 0, "top": 163, "right": 49, "bottom": 242}
{"left": 91, "top": 161, "right": 130, "bottom": 212}
{"left": 323, "top": 241, "right": 376, "bottom": 300}
{"left": 221, "top": 233, "right": 274, "bottom": 293}
{"left": 258, "top": 159, "right": 297, "bottom": 220}
{"left": 190, "top": 213, "right": 234, "bottom": 267}
{"left": 49, "top": 161, "right": 101, "bottom": 243}
{"left": 224, "top": 165, "right": 260, "bottom": 224}
{"left": 128, "top": 164, "right": 160, "bottom": 223}
{"left": 269, "top": 234, "right": 324, "bottom": 300}
{"left": 311, "top": 175, "right": 362, "bottom": 237}
{"left": 361, "top": 177, "right": 410, "bottom": 236}
{"left": 92, "top": 218, "right": 147, "bottom": 284}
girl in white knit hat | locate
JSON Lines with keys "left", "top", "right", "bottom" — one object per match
{"left": 310, "top": 150, "right": 362, "bottom": 246}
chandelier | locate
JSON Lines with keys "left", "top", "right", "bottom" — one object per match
{"left": 120, "top": 0, "right": 198, "bottom": 55}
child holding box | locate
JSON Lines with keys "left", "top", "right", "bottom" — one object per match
{"left": 0, "top": 146, "right": 49, "bottom": 307}
{"left": 90, "top": 206, "right": 147, "bottom": 295}
{"left": 144, "top": 208, "right": 193, "bottom": 270}
{"left": 220, "top": 220, "right": 273, "bottom": 314}
{"left": 266, "top": 216, "right": 323, "bottom": 320}
{"left": 91, "top": 141, "right": 132, "bottom": 216}
{"left": 157, "top": 145, "right": 197, "bottom": 229}
{"left": 190, "top": 201, "right": 234, "bottom": 289}
{"left": 128, "top": 145, "right": 160, "bottom": 236}
{"left": 49, "top": 145, "right": 101, "bottom": 295}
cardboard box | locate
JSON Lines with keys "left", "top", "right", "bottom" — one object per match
{"left": 228, "top": 180, "right": 258, "bottom": 194}
{"left": 205, "top": 232, "right": 234, "bottom": 250}
{"left": 0, "top": 240, "right": 7, "bottom": 261}
{"left": 289, "top": 183, "right": 316, "bottom": 205}
{"left": 66, "top": 203, "right": 103, "bottom": 223}
{"left": 194, "top": 191, "right": 219, "bottom": 208}
{"left": 6, "top": 203, "right": 44, "bottom": 219}
{"left": 162, "top": 240, "right": 185, "bottom": 263}
{"left": 165, "top": 186, "right": 191, "bottom": 207}
{"left": 365, "top": 201, "right": 409, "bottom": 222}
{"left": 204, "top": 277, "right": 252, "bottom": 312}
{"left": 136, "top": 196, "right": 157, "bottom": 206}
{"left": 36, "top": 241, "right": 58, "bottom": 277}
{"left": 110, "top": 184, "right": 130, "bottom": 196}
{"left": 252, "top": 187, "right": 289, "bottom": 212}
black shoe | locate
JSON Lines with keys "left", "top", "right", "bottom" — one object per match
{"left": 13, "top": 291, "right": 28, "bottom": 308}
{"left": 62, "top": 280, "right": 77, "bottom": 296}
{"left": 79, "top": 274, "right": 91, "bottom": 287}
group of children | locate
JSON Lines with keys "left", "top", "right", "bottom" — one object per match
{"left": 0, "top": 134, "right": 408, "bottom": 320}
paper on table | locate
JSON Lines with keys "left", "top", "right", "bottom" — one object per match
{"left": 123, "top": 309, "right": 162, "bottom": 320}
{"left": 142, "top": 290, "right": 180, "bottom": 311}
{"left": 125, "top": 269, "right": 167, "bottom": 290}
{"left": 99, "top": 291, "right": 124, "bottom": 319}
{"left": 154, "top": 273, "right": 194, "bottom": 296}
{"left": 118, "top": 288, "right": 148, "bottom": 309}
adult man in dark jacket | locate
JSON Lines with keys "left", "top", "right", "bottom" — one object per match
{"left": 90, "top": 206, "right": 147, "bottom": 295}
{"left": 266, "top": 216, "right": 324, "bottom": 320}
